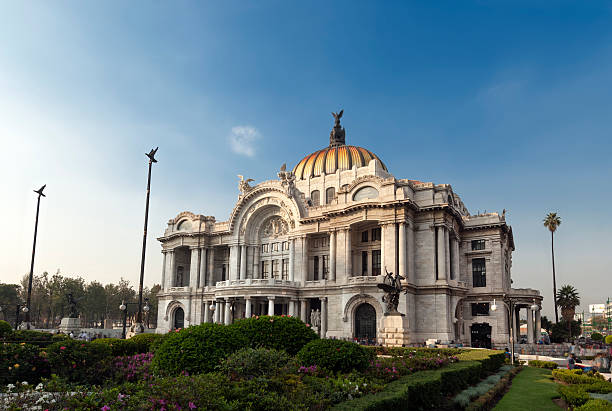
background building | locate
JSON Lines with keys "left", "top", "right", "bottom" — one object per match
{"left": 156, "top": 113, "right": 542, "bottom": 347}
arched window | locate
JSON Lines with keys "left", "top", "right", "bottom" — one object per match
{"left": 355, "top": 303, "right": 376, "bottom": 340}
{"left": 177, "top": 220, "right": 192, "bottom": 231}
{"left": 173, "top": 307, "right": 184, "bottom": 330}
{"left": 325, "top": 187, "right": 335, "bottom": 204}
{"left": 311, "top": 190, "right": 320, "bottom": 206}
{"left": 353, "top": 186, "right": 379, "bottom": 201}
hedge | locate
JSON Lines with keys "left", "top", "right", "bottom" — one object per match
{"left": 559, "top": 385, "right": 591, "bottom": 408}
{"left": 576, "top": 399, "right": 612, "bottom": 411}
{"left": 129, "top": 332, "right": 165, "bottom": 353}
{"left": 365, "top": 346, "right": 464, "bottom": 357}
{"left": 46, "top": 339, "right": 112, "bottom": 384}
{"left": 296, "top": 339, "right": 374, "bottom": 373}
{"left": 0, "top": 320, "right": 13, "bottom": 338}
{"left": 333, "top": 349, "right": 504, "bottom": 411}
{"left": 529, "top": 360, "right": 558, "bottom": 370}
{"left": 91, "top": 338, "right": 138, "bottom": 356}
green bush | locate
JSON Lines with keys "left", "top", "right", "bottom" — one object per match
{"left": 6, "top": 330, "right": 54, "bottom": 347}
{"left": 229, "top": 315, "right": 318, "bottom": 355}
{"left": 91, "top": 338, "right": 138, "bottom": 356}
{"left": 366, "top": 346, "right": 464, "bottom": 357}
{"left": 220, "top": 347, "right": 292, "bottom": 380}
{"left": 151, "top": 323, "right": 247, "bottom": 376}
{"left": 592, "top": 333, "right": 604, "bottom": 342}
{"left": 559, "top": 385, "right": 591, "bottom": 408}
{"left": 457, "top": 349, "right": 505, "bottom": 372}
{"left": 333, "top": 360, "right": 482, "bottom": 411}
{"left": 46, "top": 339, "right": 112, "bottom": 383}
{"left": 553, "top": 369, "right": 611, "bottom": 387}
{"left": 0, "top": 319, "right": 13, "bottom": 338}
{"left": 296, "top": 339, "right": 374, "bottom": 373}
{"left": 576, "top": 399, "right": 612, "bottom": 411}
{"left": 129, "top": 333, "right": 164, "bottom": 353}
{"left": 605, "top": 335, "right": 612, "bottom": 345}
{"left": 51, "top": 333, "right": 70, "bottom": 343}
{"left": 529, "top": 360, "right": 558, "bottom": 369}
{"left": 0, "top": 342, "right": 50, "bottom": 384}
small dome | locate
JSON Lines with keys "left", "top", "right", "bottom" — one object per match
{"left": 292, "top": 145, "right": 387, "bottom": 180}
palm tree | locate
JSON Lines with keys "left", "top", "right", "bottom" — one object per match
{"left": 543, "top": 212, "right": 561, "bottom": 322}
{"left": 557, "top": 285, "right": 581, "bottom": 338}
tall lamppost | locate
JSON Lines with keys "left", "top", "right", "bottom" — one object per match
{"left": 491, "top": 295, "right": 540, "bottom": 365}
{"left": 120, "top": 298, "right": 150, "bottom": 339}
{"left": 24, "top": 185, "right": 46, "bottom": 330}
{"left": 131, "top": 147, "right": 158, "bottom": 335}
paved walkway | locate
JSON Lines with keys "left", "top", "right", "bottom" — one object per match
{"left": 493, "top": 367, "right": 561, "bottom": 411}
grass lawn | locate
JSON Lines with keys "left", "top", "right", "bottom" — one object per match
{"left": 493, "top": 367, "right": 561, "bottom": 411}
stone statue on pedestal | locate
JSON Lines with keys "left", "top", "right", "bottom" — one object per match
{"left": 310, "top": 308, "right": 321, "bottom": 335}
{"left": 377, "top": 269, "right": 405, "bottom": 314}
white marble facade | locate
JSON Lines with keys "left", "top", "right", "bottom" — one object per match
{"left": 156, "top": 116, "right": 542, "bottom": 348}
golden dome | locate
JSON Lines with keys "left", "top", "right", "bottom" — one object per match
{"left": 292, "top": 145, "right": 387, "bottom": 180}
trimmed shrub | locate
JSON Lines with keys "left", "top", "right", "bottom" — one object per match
{"left": 576, "top": 399, "right": 612, "bottom": 411}
{"left": 457, "top": 349, "right": 505, "bottom": 372}
{"left": 151, "top": 323, "right": 247, "bottom": 375}
{"left": 605, "top": 335, "right": 612, "bottom": 345}
{"left": 553, "top": 369, "right": 610, "bottom": 386}
{"left": 230, "top": 315, "right": 318, "bottom": 355}
{"left": 0, "top": 319, "right": 13, "bottom": 338}
{"left": 296, "top": 339, "right": 374, "bottom": 373}
{"left": 51, "top": 333, "right": 70, "bottom": 343}
{"left": 529, "top": 360, "right": 558, "bottom": 369}
{"left": 46, "top": 339, "right": 112, "bottom": 383}
{"left": 91, "top": 338, "right": 138, "bottom": 356}
{"left": 559, "top": 385, "right": 591, "bottom": 408}
{"left": 366, "top": 346, "right": 464, "bottom": 357}
{"left": 220, "top": 347, "right": 292, "bottom": 380}
{"left": 0, "top": 342, "right": 50, "bottom": 384}
{"left": 129, "top": 332, "right": 164, "bottom": 353}
{"left": 6, "top": 330, "right": 54, "bottom": 347}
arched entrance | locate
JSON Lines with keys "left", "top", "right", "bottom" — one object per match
{"left": 470, "top": 323, "right": 492, "bottom": 348}
{"left": 354, "top": 303, "right": 376, "bottom": 341}
{"left": 173, "top": 307, "right": 184, "bottom": 330}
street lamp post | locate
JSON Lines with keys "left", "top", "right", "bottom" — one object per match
{"left": 132, "top": 148, "right": 158, "bottom": 336}
{"left": 120, "top": 298, "right": 150, "bottom": 339}
{"left": 25, "top": 185, "right": 46, "bottom": 329}
{"left": 491, "top": 295, "right": 540, "bottom": 365}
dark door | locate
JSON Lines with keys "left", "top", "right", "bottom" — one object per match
{"left": 173, "top": 307, "right": 184, "bottom": 330}
{"left": 470, "top": 323, "right": 492, "bottom": 348}
{"left": 355, "top": 303, "right": 376, "bottom": 341}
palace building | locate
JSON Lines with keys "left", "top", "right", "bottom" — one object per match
{"left": 156, "top": 112, "right": 543, "bottom": 348}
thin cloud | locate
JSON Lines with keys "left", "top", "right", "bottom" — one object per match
{"left": 228, "top": 126, "right": 260, "bottom": 157}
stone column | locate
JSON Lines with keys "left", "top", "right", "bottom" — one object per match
{"left": 224, "top": 299, "right": 231, "bottom": 325}
{"left": 207, "top": 247, "right": 215, "bottom": 287}
{"left": 399, "top": 222, "right": 406, "bottom": 279}
{"left": 288, "top": 300, "right": 295, "bottom": 317}
{"left": 453, "top": 237, "right": 460, "bottom": 281}
{"left": 437, "top": 226, "right": 447, "bottom": 280}
{"left": 253, "top": 245, "right": 260, "bottom": 279}
{"left": 161, "top": 251, "right": 167, "bottom": 291}
{"left": 320, "top": 297, "right": 328, "bottom": 338}
{"left": 239, "top": 245, "right": 247, "bottom": 280}
{"left": 444, "top": 228, "right": 450, "bottom": 280}
{"left": 245, "top": 297, "right": 252, "bottom": 318}
{"left": 407, "top": 223, "right": 415, "bottom": 283}
{"left": 300, "top": 299, "right": 307, "bottom": 322}
{"left": 268, "top": 297, "right": 275, "bottom": 316}
{"left": 535, "top": 309, "right": 542, "bottom": 342}
{"left": 229, "top": 245, "right": 238, "bottom": 281}
{"left": 329, "top": 231, "right": 336, "bottom": 281}
{"left": 203, "top": 301, "right": 210, "bottom": 323}
{"left": 318, "top": 255, "right": 324, "bottom": 280}
{"left": 514, "top": 307, "right": 521, "bottom": 343}
{"left": 214, "top": 301, "right": 221, "bottom": 323}
{"left": 289, "top": 239, "right": 295, "bottom": 281}
{"left": 527, "top": 308, "right": 535, "bottom": 344}
{"left": 190, "top": 248, "right": 199, "bottom": 289}
{"left": 166, "top": 250, "right": 175, "bottom": 288}
{"left": 199, "top": 247, "right": 207, "bottom": 287}
{"left": 380, "top": 224, "right": 386, "bottom": 274}
{"left": 301, "top": 236, "right": 308, "bottom": 286}
{"left": 345, "top": 228, "right": 352, "bottom": 277}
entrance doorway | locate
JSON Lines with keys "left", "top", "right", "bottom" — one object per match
{"left": 355, "top": 303, "right": 377, "bottom": 342}
{"left": 470, "top": 323, "right": 492, "bottom": 348}
{"left": 173, "top": 307, "right": 184, "bottom": 330}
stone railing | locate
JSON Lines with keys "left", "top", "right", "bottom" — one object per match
{"left": 215, "top": 279, "right": 298, "bottom": 288}
{"left": 347, "top": 275, "right": 383, "bottom": 285}
{"left": 167, "top": 286, "right": 190, "bottom": 293}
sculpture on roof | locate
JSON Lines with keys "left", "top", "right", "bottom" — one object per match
{"left": 329, "top": 109, "right": 346, "bottom": 147}
{"left": 278, "top": 163, "right": 296, "bottom": 197}
{"left": 238, "top": 175, "right": 255, "bottom": 196}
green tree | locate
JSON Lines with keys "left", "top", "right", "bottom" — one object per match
{"left": 543, "top": 212, "right": 561, "bottom": 323}
{"left": 83, "top": 281, "right": 107, "bottom": 327}
{"left": 557, "top": 284, "right": 581, "bottom": 338}
{"left": 540, "top": 315, "right": 553, "bottom": 334}
{"left": 0, "top": 283, "right": 21, "bottom": 326}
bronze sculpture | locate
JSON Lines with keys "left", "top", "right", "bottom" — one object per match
{"left": 377, "top": 269, "right": 405, "bottom": 314}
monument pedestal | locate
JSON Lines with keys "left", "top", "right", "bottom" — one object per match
{"left": 126, "top": 322, "right": 145, "bottom": 338}
{"left": 378, "top": 313, "right": 410, "bottom": 347}
{"left": 59, "top": 317, "right": 81, "bottom": 333}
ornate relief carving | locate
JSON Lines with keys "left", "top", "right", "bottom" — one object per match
{"left": 278, "top": 166, "right": 297, "bottom": 198}
{"left": 262, "top": 216, "right": 288, "bottom": 238}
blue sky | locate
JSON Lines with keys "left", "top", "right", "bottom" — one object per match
{"left": 1, "top": 2, "right": 611, "bottom": 318}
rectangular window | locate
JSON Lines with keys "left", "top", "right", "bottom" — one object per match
{"left": 282, "top": 241, "right": 289, "bottom": 251}
{"left": 322, "top": 255, "right": 329, "bottom": 279}
{"left": 471, "top": 240, "right": 485, "bottom": 251}
{"left": 282, "top": 259, "right": 289, "bottom": 280}
{"left": 362, "top": 231, "right": 368, "bottom": 242}
{"left": 322, "top": 237, "right": 329, "bottom": 248}
{"left": 362, "top": 251, "right": 368, "bottom": 275}
{"left": 372, "top": 250, "right": 381, "bottom": 276}
{"left": 262, "top": 244, "right": 268, "bottom": 253}
{"left": 372, "top": 227, "right": 381, "bottom": 241}
{"left": 261, "top": 261, "right": 269, "bottom": 279}
{"left": 272, "top": 260, "right": 279, "bottom": 279}
{"left": 272, "top": 243, "right": 279, "bottom": 252}
{"left": 313, "top": 256, "right": 319, "bottom": 280}
{"left": 472, "top": 258, "right": 486, "bottom": 287}
{"left": 471, "top": 303, "right": 490, "bottom": 316}
{"left": 314, "top": 239, "right": 320, "bottom": 248}
{"left": 222, "top": 265, "right": 227, "bottom": 281}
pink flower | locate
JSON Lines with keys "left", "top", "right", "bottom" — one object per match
{"left": 73, "top": 364, "right": 77, "bottom": 368}
{"left": 101, "top": 406, "right": 110, "bottom": 411}
{"left": 306, "top": 324, "right": 310, "bottom": 327}
{"left": 189, "top": 402, "right": 196, "bottom": 409}
{"left": 60, "top": 346, "right": 66, "bottom": 350}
